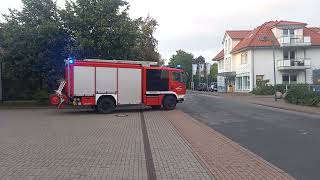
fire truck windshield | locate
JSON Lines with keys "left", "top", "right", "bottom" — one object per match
{"left": 173, "top": 72, "right": 184, "bottom": 83}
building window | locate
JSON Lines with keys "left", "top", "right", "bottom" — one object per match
{"left": 282, "top": 74, "right": 297, "bottom": 84}
{"left": 241, "top": 52, "right": 248, "bottom": 64}
{"left": 256, "top": 75, "right": 265, "bottom": 86}
{"left": 283, "top": 50, "right": 289, "bottom": 60}
{"left": 282, "top": 75, "right": 290, "bottom": 84}
{"left": 291, "top": 75, "right": 297, "bottom": 84}
{"left": 290, "top": 51, "right": 295, "bottom": 60}
{"left": 236, "top": 77, "right": 242, "bottom": 90}
{"left": 243, "top": 76, "right": 250, "bottom": 90}
{"left": 224, "top": 40, "right": 227, "bottom": 53}
{"left": 283, "top": 29, "right": 295, "bottom": 37}
{"left": 283, "top": 29, "right": 294, "bottom": 37}
{"left": 219, "top": 60, "right": 224, "bottom": 70}
{"left": 236, "top": 75, "right": 250, "bottom": 91}
{"left": 290, "top": 29, "right": 295, "bottom": 36}
{"left": 256, "top": 75, "right": 264, "bottom": 81}
{"left": 283, "top": 50, "right": 295, "bottom": 60}
{"left": 283, "top": 29, "right": 289, "bottom": 36}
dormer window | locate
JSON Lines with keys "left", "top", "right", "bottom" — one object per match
{"left": 283, "top": 29, "right": 294, "bottom": 37}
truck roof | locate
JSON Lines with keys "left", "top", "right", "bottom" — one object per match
{"left": 145, "top": 66, "right": 184, "bottom": 72}
{"left": 72, "top": 59, "right": 183, "bottom": 72}
{"left": 82, "top": 59, "right": 158, "bottom": 66}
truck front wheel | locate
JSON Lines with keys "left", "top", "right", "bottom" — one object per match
{"left": 97, "top": 97, "right": 116, "bottom": 114}
{"left": 163, "top": 95, "right": 177, "bottom": 110}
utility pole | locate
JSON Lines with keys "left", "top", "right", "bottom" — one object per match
{"left": 205, "top": 63, "right": 209, "bottom": 91}
{"left": 0, "top": 61, "right": 3, "bottom": 103}
{"left": 198, "top": 63, "right": 201, "bottom": 88}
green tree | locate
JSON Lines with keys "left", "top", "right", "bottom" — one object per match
{"left": 1, "top": 0, "right": 68, "bottom": 100}
{"left": 62, "top": 0, "right": 159, "bottom": 61}
{"left": 209, "top": 63, "right": 218, "bottom": 82}
{"left": 168, "top": 50, "right": 193, "bottom": 87}
{"left": 134, "top": 15, "right": 160, "bottom": 62}
{"left": 1, "top": 0, "right": 161, "bottom": 100}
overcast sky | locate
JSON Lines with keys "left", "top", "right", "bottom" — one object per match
{"left": 1, "top": 0, "right": 320, "bottom": 62}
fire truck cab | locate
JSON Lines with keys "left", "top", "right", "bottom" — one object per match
{"left": 50, "top": 59, "right": 186, "bottom": 114}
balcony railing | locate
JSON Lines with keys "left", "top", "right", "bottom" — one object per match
{"left": 277, "top": 58, "right": 312, "bottom": 71}
{"left": 277, "top": 35, "right": 311, "bottom": 47}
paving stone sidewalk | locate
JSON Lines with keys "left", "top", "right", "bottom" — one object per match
{"left": 0, "top": 109, "right": 147, "bottom": 180}
{"left": 0, "top": 108, "right": 295, "bottom": 180}
{"left": 144, "top": 111, "right": 213, "bottom": 180}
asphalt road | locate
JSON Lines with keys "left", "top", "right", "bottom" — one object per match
{"left": 177, "top": 92, "right": 320, "bottom": 180}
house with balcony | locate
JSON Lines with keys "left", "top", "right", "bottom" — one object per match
{"left": 213, "top": 20, "right": 320, "bottom": 92}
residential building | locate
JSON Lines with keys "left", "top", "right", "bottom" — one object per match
{"left": 213, "top": 20, "right": 320, "bottom": 92}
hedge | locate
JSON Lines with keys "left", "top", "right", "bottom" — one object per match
{"left": 284, "top": 85, "right": 320, "bottom": 106}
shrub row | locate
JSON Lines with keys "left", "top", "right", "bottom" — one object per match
{"left": 251, "top": 84, "right": 288, "bottom": 95}
{"left": 284, "top": 86, "right": 320, "bottom": 106}
{"left": 252, "top": 84, "right": 320, "bottom": 106}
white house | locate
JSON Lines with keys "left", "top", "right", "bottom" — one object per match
{"left": 213, "top": 21, "right": 320, "bottom": 92}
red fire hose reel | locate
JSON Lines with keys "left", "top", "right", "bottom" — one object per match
{"left": 50, "top": 94, "right": 68, "bottom": 108}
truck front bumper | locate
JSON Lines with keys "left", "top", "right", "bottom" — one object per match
{"left": 177, "top": 94, "right": 186, "bottom": 103}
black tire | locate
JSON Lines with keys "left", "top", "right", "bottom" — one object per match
{"left": 97, "top": 97, "right": 116, "bottom": 114}
{"left": 163, "top": 95, "right": 177, "bottom": 110}
{"left": 151, "top": 105, "right": 162, "bottom": 110}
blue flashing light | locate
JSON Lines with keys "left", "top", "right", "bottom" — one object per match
{"left": 176, "top": 64, "right": 181, "bottom": 68}
{"left": 67, "top": 56, "right": 75, "bottom": 64}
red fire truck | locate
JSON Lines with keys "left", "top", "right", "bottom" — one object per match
{"left": 50, "top": 59, "right": 186, "bottom": 113}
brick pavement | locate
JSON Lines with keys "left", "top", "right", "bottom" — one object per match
{"left": 0, "top": 109, "right": 147, "bottom": 180}
{"left": 0, "top": 108, "right": 295, "bottom": 180}
{"left": 144, "top": 111, "right": 213, "bottom": 180}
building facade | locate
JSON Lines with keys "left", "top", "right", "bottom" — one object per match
{"left": 213, "top": 21, "right": 320, "bottom": 92}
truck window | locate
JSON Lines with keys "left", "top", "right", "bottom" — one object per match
{"left": 172, "top": 72, "right": 183, "bottom": 83}
{"left": 146, "top": 69, "right": 169, "bottom": 91}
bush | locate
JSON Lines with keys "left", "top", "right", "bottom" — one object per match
{"left": 252, "top": 85, "right": 275, "bottom": 95}
{"left": 32, "top": 89, "right": 49, "bottom": 104}
{"left": 284, "top": 85, "right": 320, "bottom": 106}
{"left": 252, "top": 84, "right": 299, "bottom": 95}
{"left": 275, "top": 84, "right": 288, "bottom": 94}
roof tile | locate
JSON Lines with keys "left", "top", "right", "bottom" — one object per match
{"left": 226, "top": 30, "right": 251, "bottom": 39}
{"left": 213, "top": 20, "right": 320, "bottom": 60}
{"left": 213, "top": 49, "right": 224, "bottom": 61}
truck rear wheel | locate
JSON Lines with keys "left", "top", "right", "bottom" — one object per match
{"left": 97, "top": 97, "right": 116, "bottom": 114}
{"left": 163, "top": 95, "right": 177, "bottom": 110}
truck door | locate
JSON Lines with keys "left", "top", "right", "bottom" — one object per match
{"left": 171, "top": 71, "right": 186, "bottom": 95}
{"left": 118, "top": 68, "right": 142, "bottom": 105}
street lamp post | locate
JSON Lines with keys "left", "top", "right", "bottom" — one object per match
{"left": 272, "top": 40, "right": 277, "bottom": 102}
{"left": 261, "top": 36, "right": 277, "bottom": 101}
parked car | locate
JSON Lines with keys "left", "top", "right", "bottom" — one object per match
{"left": 197, "top": 83, "right": 208, "bottom": 91}
{"left": 209, "top": 82, "right": 217, "bottom": 92}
